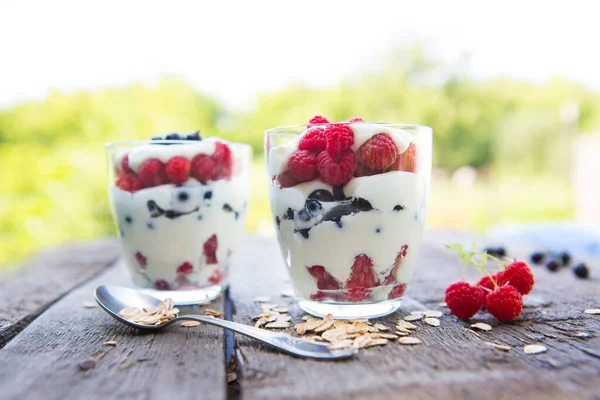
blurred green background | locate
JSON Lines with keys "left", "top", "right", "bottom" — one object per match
{"left": 0, "top": 49, "right": 594, "bottom": 268}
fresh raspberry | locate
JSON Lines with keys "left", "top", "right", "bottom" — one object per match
{"left": 154, "top": 280, "right": 170, "bottom": 290}
{"left": 211, "top": 142, "right": 233, "bottom": 180}
{"left": 307, "top": 265, "right": 341, "bottom": 290}
{"left": 288, "top": 150, "right": 317, "bottom": 182}
{"left": 176, "top": 262, "right": 193, "bottom": 275}
{"left": 388, "top": 283, "right": 407, "bottom": 300}
{"left": 317, "top": 149, "right": 355, "bottom": 185}
{"left": 357, "top": 133, "right": 398, "bottom": 172}
{"left": 276, "top": 171, "right": 299, "bottom": 188}
{"left": 116, "top": 174, "right": 133, "bottom": 192}
{"left": 130, "top": 174, "right": 146, "bottom": 192}
{"left": 134, "top": 252, "right": 147, "bottom": 269}
{"left": 308, "top": 115, "right": 329, "bottom": 125}
{"left": 323, "top": 124, "right": 354, "bottom": 155}
{"left": 299, "top": 127, "right": 326, "bottom": 153}
{"left": 384, "top": 245, "right": 409, "bottom": 285}
{"left": 485, "top": 285, "right": 523, "bottom": 321}
{"left": 497, "top": 261, "right": 534, "bottom": 295}
{"left": 345, "top": 254, "right": 378, "bottom": 302}
{"left": 204, "top": 234, "right": 218, "bottom": 264}
{"left": 208, "top": 269, "right": 224, "bottom": 284}
{"left": 354, "top": 163, "right": 374, "bottom": 177}
{"left": 165, "top": 156, "right": 191, "bottom": 184}
{"left": 139, "top": 159, "right": 167, "bottom": 187}
{"left": 445, "top": 281, "right": 485, "bottom": 320}
{"left": 390, "top": 143, "right": 416, "bottom": 173}
{"left": 347, "top": 117, "right": 365, "bottom": 123}
{"left": 191, "top": 154, "right": 216, "bottom": 183}
{"left": 477, "top": 273, "right": 502, "bottom": 293}
{"left": 121, "top": 154, "right": 132, "bottom": 172}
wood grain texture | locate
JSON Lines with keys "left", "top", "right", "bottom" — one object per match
{"left": 0, "top": 260, "right": 227, "bottom": 400}
{"left": 229, "top": 231, "right": 600, "bottom": 400}
{"left": 0, "top": 238, "right": 121, "bottom": 348}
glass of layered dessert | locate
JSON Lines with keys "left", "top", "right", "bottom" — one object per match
{"left": 265, "top": 116, "right": 431, "bottom": 319}
{"left": 106, "top": 132, "right": 251, "bottom": 305}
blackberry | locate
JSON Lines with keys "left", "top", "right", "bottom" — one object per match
{"left": 572, "top": 263, "right": 589, "bottom": 279}
{"left": 530, "top": 251, "right": 545, "bottom": 264}
{"left": 186, "top": 131, "right": 202, "bottom": 141}
{"left": 546, "top": 259, "right": 559, "bottom": 272}
{"left": 559, "top": 252, "right": 571, "bottom": 266}
{"left": 484, "top": 247, "right": 506, "bottom": 257}
{"left": 165, "top": 132, "right": 184, "bottom": 140}
{"left": 308, "top": 189, "right": 335, "bottom": 202}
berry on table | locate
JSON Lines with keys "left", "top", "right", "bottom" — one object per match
{"left": 191, "top": 154, "right": 216, "bottom": 183}
{"left": 139, "top": 159, "right": 167, "bottom": 187}
{"left": 485, "top": 285, "right": 523, "bottom": 321}
{"left": 186, "top": 131, "right": 202, "bottom": 141}
{"left": 477, "top": 273, "right": 501, "bottom": 292}
{"left": 165, "top": 156, "right": 191, "bottom": 184}
{"left": 323, "top": 124, "right": 354, "bottom": 156}
{"left": 546, "top": 259, "right": 560, "bottom": 272}
{"left": 308, "top": 115, "right": 329, "bottom": 125}
{"left": 299, "top": 127, "right": 326, "bottom": 153}
{"left": 497, "top": 260, "right": 535, "bottom": 295}
{"left": 530, "top": 251, "right": 545, "bottom": 264}
{"left": 572, "top": 262, "right": 590, "bottom": 279}
{"left": 445, "top": 282, "right": 485, "bottom": 320}
{"left": 165, "top": 132, "right": 184, "bottom": 140}
{"left": 357, "top": 133, "right": 398, "bottom": 172}
{"left": 317, "top": 149, "right": 355, "bottom": 185}
{"left": 276, "top": 171, "right": 299, "bottom": 188}
{"left": 559, "top": 251, "right": 571, "bottom": 266}
{"left": 288, "top": 150, "right": 317, "bottom": 182}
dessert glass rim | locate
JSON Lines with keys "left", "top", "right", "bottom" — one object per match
{"left": 264, "top": 122, "right": 432, "bottom": 135}
{"left": 105, "top": 140, "right": 253, "bottom": 148}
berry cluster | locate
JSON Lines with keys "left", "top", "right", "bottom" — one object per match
{"left": 116, "top": 138, "right": 232, "bottom": 193}
{"left": 276, "top": 115, "right": 416, "bottom": 188}
{"left": 444, "top": 244, "right": 535, "bottom": 321}
{"left": 307, "top": 245, "right": 409, "bottom": 302}
{"left": 530, "top": 250, "right": 590, "bottom": 279}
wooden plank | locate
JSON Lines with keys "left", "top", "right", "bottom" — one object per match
{"left": 229, "top": 231, "right": 600, "bottom": 400}
{"left": 0, "top": 238, "right": 121, "bottom": 348}
{"left": 0, "top": 260, "right": 227, "bottom": 400}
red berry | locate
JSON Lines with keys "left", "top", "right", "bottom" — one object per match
{"left": 384, "top": 245, "right": 409, "bottom": 285}
{"left": 134, "top": 252, "right": 147, "bottom": 268}
{"left": 121, "top": 154, "right": 132, "bottom": 172}
{"left": 204, "top": 234, "right": 218, "bottom": 264}
{"left": 130, "top": 174, "right": 146, "bottom": 192}
{"left": 347, "top": 117, "right": 365, "bottom": 123}
{"left": 317, "top": 149, "right": 355, "bottom": 185}
{"left": 154, "top": 280, "right": 170, "bottom": 290}
{"left": 299, "top": 127, "right": 326, "bottom": 153}
{"left": 165, "top": 156, "right": 191, "bottom": 184}
{"left": 445, "top": 281, "right": 485, "bottom": 320}
{"left": 497, "top": 261, "right": 535, "bottom": 295}
{"left": 139, "top": 159, "right": 167, "bottom": 187}
{"left": 276, "top": 171, "right": 299, "bottom": 188}
{"left": 308, "top": 115, "right": 329, "bottom": 125}
{"left": 345, "top": 254, "right": 378, "bottom": 302}
{"left": 307, "top": 265, "right": 342, "bottom": 290}
{"left": 323, "top": 124, "right": 354, "bottom": 155}
{"left": 191, "top": 154, "right": 216, "bottom": 182}
{"left": 485, "top": 285, "right": 523, "bottom": 321}
{"left": 176, "top": 262, "right": 193, "bottom": 275}
{"left": 211, "top": 142, "right": 233, "bottom": 180}
{"left": 388, "top": 283, "right": 407, "bottom": 300}
{"left": 390, "top": 143, "right": 416, "bottom": 173}
{"left": 288, "top": 150, "right": 317, "bottom": 182}
{"left": 116, "top": 173, "right": 133, "bottom": 192}
{"left": 477, "top": 273, "right": 502, "bottom": 293}
{"left": 357, "top": 133, "right": 398, "bottom": 172}
{"left": 208, "top": 269, "right": 224, "bottom": 284}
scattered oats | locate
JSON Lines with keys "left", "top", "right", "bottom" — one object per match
{"left": 83, "top": 302, "right": 98, "bottom": 308}
{"left": 301, "top": 315, "right": 312, "bottom": 321}
{"left": 118, "top": 298, "right": 178, "bottom": 326}
{"left": 353, "top": 334, "right": 372, "bottom": 349}
{"left": 352, "top": 318, "right": 370, "bottom": 323}
{"left": 180, "top": 321, "right": 201, "bottom": 327}
{"left": 373, "top": 323, "right": 391, "bottom": 331}
{"left": 295, "top": 322, "right": 308, "bottom": 335}
{"left": 253, "top": 296, "right": 272, "bottom": 303}
{"left": 251, "top": 312, "right": 271, "bottom": 320}
{"left": 314, "top": 314, "right": 335, "bottom": 332}
{"left": 395, "top": 330, "right": 410, "bottom": 336}
{"left": 260, "top": 303, "right": 278, "bottom": 311}
{"left": 102, "top": 340, "right": 117, "bottom": 347}
{"left": 227, "top": 372, "right": 237, "bottom": 383}
{"left": 424, "top": 318, "right": 440, "bottom": 327}
{"left": 276, "top": 315, "right": 292, "bottom": 323}
{"left": 403, "top": 314, "right": 423, "bottom": 322}
{"left": 470, "top": 322, "right": 492, "bottom": 331}
{"left": 271, "top": 307, "right": 289, "bottom": 313}
{"left": 347, "top": 322, "right": 370, "bottom": 335}
{"left": 396, "top": 320, "right": 417, "bottom": 330}
{"left": 78, "top": 359, "right": 96, "bottom": 371}
{"left": 584, "top": 309, "right": 600, "bottom": 315}
{"left": 265, "top": 321, "right": 291, "bottom": 329}
{"left": 254, "top": 317, "right": 268, "bottom": 328}
{"left": 280, "top": 289, "right": 294, "bottom": 297}
{"left": 322, "top": 329, "right": 348, "bottom": 343}
{"left": 467, "top": 329, "right": 481, "bottom": 338}
{"left": 205, "top": 309, "right": 224, "bottom": 318}
{"left": 424, "top": 310, "right": 443, "bottom": 318}
{"left": 376, "top": 333, "right": 399, "bottom": 340}
{"left": 573, "top": 332, "right": 593, "bottom": 339}
{"left": 329, "top": 340, "right": 354, "bottom": 350}
{"left": 484, "top": 341, "right": 510, "bottom": 352}
{"left": 364, "top": 338, "right": 388, "bottom": 348}
{"left": 524, "top": 344, "right": 547, "bottom": 354}
{"left": 437, "top": 301, "right": 448, "bottom": 307}
{"left": 264, "top": 313, "right": 280, "bottom": 323}
{"left": 399, "top": 337, "right": 422, "bottom": 345}
{"left": 305, "top": 317, "right": 327, "bottom": 331}
{"left": 89, "top": 351, "right": 107, "bottom": 361}
{"left": 305, "top": 335, "right": 326, "bottom": 342}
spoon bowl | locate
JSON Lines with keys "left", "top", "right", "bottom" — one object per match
{"left": 95, "top": 285, "right": 357, "bottom": 360}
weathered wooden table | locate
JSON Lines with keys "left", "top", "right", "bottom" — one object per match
{"left": 1, "top": 230, "right": 599, "bottom": 400}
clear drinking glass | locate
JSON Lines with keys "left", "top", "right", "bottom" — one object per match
{"left": 106, "top": 138, "right": 251, "bottom": 305}
{"left": 265, "top": 122, "right": 432, "bottom": 319}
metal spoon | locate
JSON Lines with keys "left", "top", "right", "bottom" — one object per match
{"left": 94, "top": 285, "right": 356, "bottom": 360}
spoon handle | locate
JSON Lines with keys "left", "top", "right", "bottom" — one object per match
{"left": 175, "top": 315, "right": 353, "bottom": 359}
